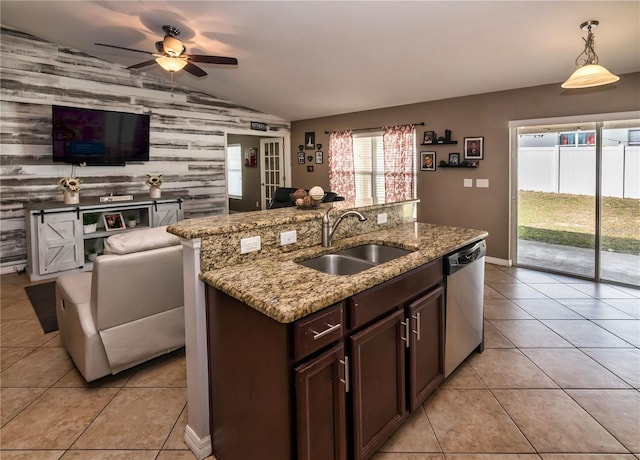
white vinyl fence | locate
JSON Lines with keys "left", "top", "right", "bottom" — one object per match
{"left": 518, "top": 145, "right": 640, "bottom": 199}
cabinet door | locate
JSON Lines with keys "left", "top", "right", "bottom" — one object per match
{"left": 295, "top": 343, "right": 347, "bottom": 460}
{"left": 152, "top": 202, "right": 183, "bottom": 226}
{"left": 36, "top": 212, "right": 83, "bottom": 275}
{"left": 350, "top": 309, "right": 407, "bottom": 460}
{"left": 407, "top": 285, "right": 445, "bottom": 412}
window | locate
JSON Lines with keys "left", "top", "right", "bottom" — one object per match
{"left": 226, "top": 144, "right": 242, "bottom": 199}
{"left": 352, "top": 133, "right": 385, "bottom": 204}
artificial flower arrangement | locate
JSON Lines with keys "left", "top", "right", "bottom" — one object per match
{"left": 58, "top": 176, "right": 82, "bottom": 192}
{"left": 145, "top": 174, "right": 163, "bottom": 188}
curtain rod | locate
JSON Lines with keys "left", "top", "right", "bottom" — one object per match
{"left": 324, "top": 122, "right": 424, "bottom": 135}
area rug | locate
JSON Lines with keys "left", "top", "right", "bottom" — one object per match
{"left": 24, "top": 281, "right": 58, "bottom": 333}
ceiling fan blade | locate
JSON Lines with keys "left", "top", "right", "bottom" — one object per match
{"left": 95, "top": 43, "right": 154, "bottom": 55}
{"left": 127, "top": 60, "right": 157, "bottom": 70}
{"left": 184, "top": 62, "right": 207, "bottom": 77}
{"left": 187, "top": 55, "right": 238, "bottom": 66}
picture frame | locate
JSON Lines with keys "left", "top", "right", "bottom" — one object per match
{"left": 298, "top": 151, "right": 305, "bottom": 164}
{"left": 422, "top": 131, "right": 435, "bottom": 144}
{"left": 449, "top": 153, "right": 460, "bottom": 166}
{"left": 464, "top": 137, "right": 484, "bottom": 160}
{"left": 315, "top": 151, "right": 323, "bottom": 164}
{"left": 420, "top": 151, "right": 436, "bottom": 171}
{"left": 305, "top": 132, "right": 315, "bottom": 150}
{"left": 307, "top": 165, "right": 314, "bottom": 172}
{"left": 103, "top": 212, "right": 125, "bottom": 231}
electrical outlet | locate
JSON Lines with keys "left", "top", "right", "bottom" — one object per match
{"left": 464, "top": 178, "right": 473, "bottom": 188}
{"left": 280, "top": 230, "right": 297, "bottom": 245}
{"left": 240, "top": 236, "right": 261, "bottom": 254}
{"left": 377, "top": 213, "right": 387, "bottom": 224}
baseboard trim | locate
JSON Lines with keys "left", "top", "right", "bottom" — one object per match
{"left": 1, "top": 260, "right": 27, "bottom": 275}
{"left": 184, "top": 424, "right": 213, "bottom": 460}
{"left": 486, "top": 256, "right": 511, "bottom": 267}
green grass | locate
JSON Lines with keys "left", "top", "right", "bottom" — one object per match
{"left": 517, "top": 191, "right": 640, "bottom": 255}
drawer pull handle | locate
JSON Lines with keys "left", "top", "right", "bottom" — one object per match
{"left": 340, "top": 356, "right": 350, "bottom": 393}
{"left": 311, "top": 323, "right": 341, "bottom": 340}
{"left": 401, "top": 319, "right": 410, "bottom": 348}
{"left": 412, "top": 312, "right": 421, "bottom": 341}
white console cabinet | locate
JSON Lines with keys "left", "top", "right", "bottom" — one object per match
{"left": 25, "top": 195, "right": 184, "bottom": 281}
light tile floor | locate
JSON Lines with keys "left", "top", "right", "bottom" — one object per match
{"left": 1, "top": 264, "right": 639, "bottom": 459}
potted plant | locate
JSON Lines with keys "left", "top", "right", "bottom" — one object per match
{"left": 83, "top": 213, "right": 100, "bottom": 233}
{"left": 87, "top": 247, "right": 98, "bottom": 262}
{"left": 127, "top": 216, "right": 137, "bottom": 228}
{"left": 59, "top": 176, "right": 82, "bottom": 204}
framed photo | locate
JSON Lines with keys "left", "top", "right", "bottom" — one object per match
{"left": 298, "top": 151, "right": 305, "bottom": 164}
{"left": 464, "top": 137, "right": 484, "bottom": 160}
{"left": 315, "top": 151, "right": 323, "bottom": 164}
{"left": 449, "top": 153, "right": 460, "bottom": 165}
{"left": 305, "top": 132, "right": 315, "bottom": 150}
{"left": 103, "top": 212, "right": 125, "bottom": 231}
{"left": 422, "top": 131, "right": 435, "bottom": 144}
{"left": 307, "top": 165, "right": 314, "bottom": 172}
{"left": 420, "top": 151, "right": 436, "bottom": 171}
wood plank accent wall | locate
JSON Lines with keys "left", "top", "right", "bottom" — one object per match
{"left": 0, "top": 26, "right": 290, "bottom": 267}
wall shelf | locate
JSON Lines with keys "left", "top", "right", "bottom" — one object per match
{"left": 420, "top": 141, "right": 458, "bottom": 146}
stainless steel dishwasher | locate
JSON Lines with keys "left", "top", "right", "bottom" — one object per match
{"left": 444, "top": 240, "right": 486, "bottom": 377}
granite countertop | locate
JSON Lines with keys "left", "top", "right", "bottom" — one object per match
{"left": 201, "top": 222, "right": 488, "bottom": 324}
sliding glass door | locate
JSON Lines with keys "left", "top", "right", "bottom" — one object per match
{"left": 514, "top": 117, "right": 639, "bottom": 286}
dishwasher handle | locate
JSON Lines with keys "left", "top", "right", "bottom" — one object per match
{"left": 445, "top": 240, "right": 486, "bottom": 275}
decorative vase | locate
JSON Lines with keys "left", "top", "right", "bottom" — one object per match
{"left": 149, "top": 187, "right": 161, "bottom": 199}
{"left": 88, "top": 253, "right": 98, "bottom": 262}
{"left": 64, "top": 190, "right": 79, "bottom": 204}
{"left": 127, "top": 219, "right": 137, "bottom": 228}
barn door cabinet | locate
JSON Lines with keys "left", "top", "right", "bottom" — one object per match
{"left": 205, "top": 257, "right": 444, "bottom": 460}
{"left": 25, "top": 195, "right": 183, "bottom": 281}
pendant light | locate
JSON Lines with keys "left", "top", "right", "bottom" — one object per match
{"left": 561, "top": 20, "right": 620, "bottom": 89}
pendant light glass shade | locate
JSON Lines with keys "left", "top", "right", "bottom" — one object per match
{"left": 561, "top": 20, "right": 619, "bottom": 89}
{"left": 155, "top": 56, "right": 188, "bottom": 72}
{"left": 562, "top": 64, "right": 620, "bottom": 88}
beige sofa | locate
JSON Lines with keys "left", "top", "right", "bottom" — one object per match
{"left": 55, "top": 226, "right": 185, "bottom": 382}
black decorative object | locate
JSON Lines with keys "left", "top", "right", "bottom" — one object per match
{"left": 307, "top": 155, "right": 313, "bottom": 162}
{"left": 316, "top": 143, "right": 322, "bottom": 149}
{"left": 307, "top": 165, "right": 314, "bottom": 172}
{"left": 298, "top": 145, "right": 304, "bottom": 151}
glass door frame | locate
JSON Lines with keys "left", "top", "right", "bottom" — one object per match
{"left": 509, "top": 110, "right": 640, "bottom": 284}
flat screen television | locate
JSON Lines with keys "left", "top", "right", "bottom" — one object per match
{"left": 52, "top": 105, "right": 150, "bottom": 165}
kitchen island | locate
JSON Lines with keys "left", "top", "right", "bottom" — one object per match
{"left": 168, "top": 199, "right": 488, "bottom": 460}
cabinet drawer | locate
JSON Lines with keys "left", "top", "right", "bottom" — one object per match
{"left": 294, "top": 302, "right": 344, "bottom": 362}
{"left": 348, "top": 258, "right": 443, "bottom": 330}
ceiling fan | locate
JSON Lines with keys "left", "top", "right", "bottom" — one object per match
{"left": 95, "top": 25, "right": 238, "bottom": 77}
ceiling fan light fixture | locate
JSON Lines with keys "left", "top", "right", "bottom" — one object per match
{"left": 561, "top": 20, "right": 619, "bottom": 89}
{"left": 163, "top": 35, "right": 184, "bottom": 56}
{"left": 155, "top": 56, "right": 188, "bottom": 72}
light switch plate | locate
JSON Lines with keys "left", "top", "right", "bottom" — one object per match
{"left": 464, "top": 179, "right": 473, "bottom": 188}
{"left": 476, "top": 179, "right": 489, "bottom": 188}
{"left": 240, "top": 236, "right": 261, "bottom": 254}
{"left": 280, "top": 230, "right": 297, "bottom": 245}
{"left": 377, "top": 213, "right": 388, "bottom": 224}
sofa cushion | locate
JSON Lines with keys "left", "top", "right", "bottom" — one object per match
{"left": 104, "top": 226, "right": 180, "bottom": 255}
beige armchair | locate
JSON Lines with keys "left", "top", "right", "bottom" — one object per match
{"left": 55, "top": 226, "right": 185, "bottom": 382}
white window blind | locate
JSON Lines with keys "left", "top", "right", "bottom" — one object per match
{"left": 226, "top": 144, "right": 242, "bottom": 199}
{"left": 353, "top": 133, "right": 385, "bottom": 204}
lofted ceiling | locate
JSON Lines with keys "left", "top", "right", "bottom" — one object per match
{"left": 1, "top": 1, "right": 638, "bottom": 122}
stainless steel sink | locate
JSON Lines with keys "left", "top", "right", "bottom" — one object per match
{"left": 297, "top": 243, "right": 414, "bottom": 275}
{"left": 297, "top": 254, "right": 376, "bottom": 275}
{"left": 336, "top": 244, "right": 413, "bottom": 264}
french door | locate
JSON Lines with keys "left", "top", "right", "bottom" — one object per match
{"left": 513, "top": 115, "right": 640, "bottom": 286}
{"left": 260, "top": 138, "right": 284, "bottom": 210}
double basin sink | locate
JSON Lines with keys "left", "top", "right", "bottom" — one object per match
{"left": 297, "top": 244, "right": 414, "bottom": 275}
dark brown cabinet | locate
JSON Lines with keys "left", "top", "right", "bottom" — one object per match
{"left": 205, "top": 258, "right": 444, "bottom": 460}
{"left": 295, "top": 343, "right": 348, "bottom": 460}
{"left": 407, "top": 286, "right": 445, "bottom": 412}
{"left": 350, "top": 309, "right": 407, "bottom": 460}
